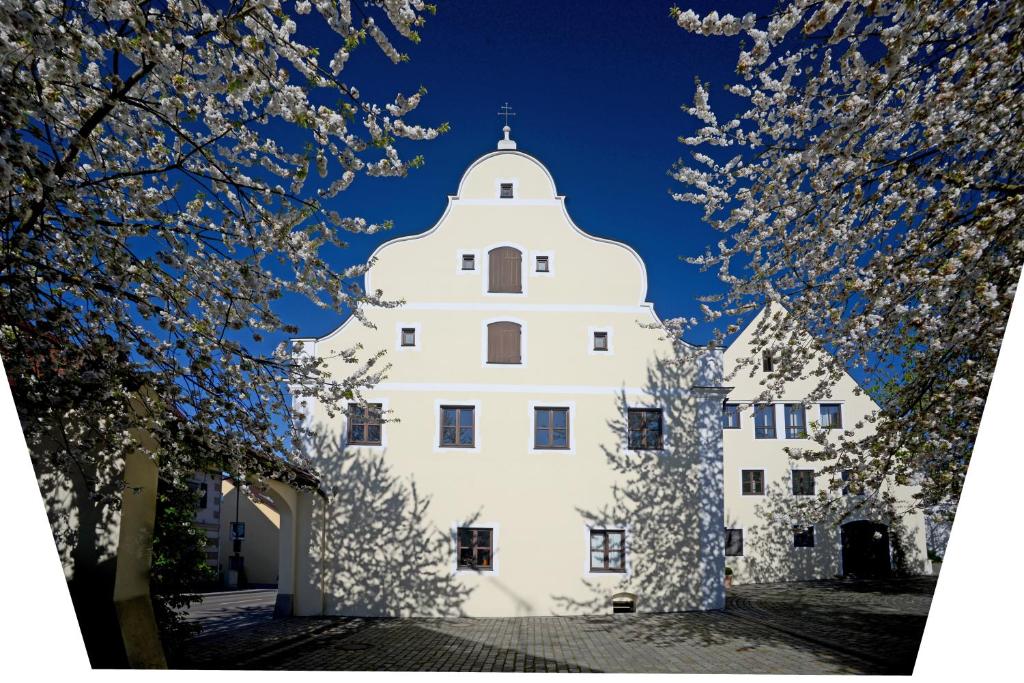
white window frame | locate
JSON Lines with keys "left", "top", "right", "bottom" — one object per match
{"left": 341, "top": 397, "right": 389, "bottom": 452}
{"left": 480, "top": 316, "right": 528, "bottom": 368}
{"left": 482, "top": 242, "right": 529, "bottom": 297}
{"left": 527, "top": 400, "right": 576, "bottom": 455}
{"left": 456, "top": 249, "right": 480, "bottom": 275}
{"left": 433, "top": 399, "right": 482, "bottom": 454}
{"left": 583, "top": 522, "right": 632, "bottom": 577}
{"left": 587, "top": 326, "right": 614, "bottom": 355}
{"left": 395, "top": 322, "right": 421, "bottom": 352}
{"left": 451, "top": 521, "right": 500, "bottom": 576}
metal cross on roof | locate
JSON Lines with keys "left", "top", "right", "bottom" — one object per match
{"left": 498, "top": 102, "right": 516, "bottom": 127}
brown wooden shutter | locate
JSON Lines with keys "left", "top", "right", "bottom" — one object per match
{"left": 487, "top": 321, "right": 521, "bottom": 363}
{"left": 488, "top": 247, "right": 522, "bottom": 293}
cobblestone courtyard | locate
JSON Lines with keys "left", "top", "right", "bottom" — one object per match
{"left": 180, "top": 577, "right": 936, "bottom": 674}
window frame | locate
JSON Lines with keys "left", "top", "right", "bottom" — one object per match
{"left": 588, "top": 529, "right": 627, "bottom": 573}
{"left": 793, "top": 526, "right": 815, "bottom": 548}
{"left": 626, "top": 407, "right": 664, "bottom": 451}
{"left": 784, "top": 403, "right": 807, "bottom": 439}
{"left": 533, "top": 406, "right": 570, "bottom": 450}
{"left": 439, "top": 405, "right": 476, "bottom": 449}
{"left": 819, "top": 403, "right": 843, "bottom": 429}
{"left": 484, "top": 319, "right": 525, "bottom": 366}
{"left": 461, "top": 253, "right": 476, "bottom": 271}
{"left": 593, "top": 331, "right": 609, "bottom": 352}
{"left": 841, "top": 469, "right": 864, "bottom": 496}
{"left": 754, "top": 403, "right": 777, "bottom": 439}
{"left": 499, "top": 182, "right": 514, "bottom": 199}
{"left": 346, "top": 401, "right": 384, "bottom": 446}
{"left": 400, "top": 327, "right": 416, "bottom": 347}
{"left": 725, "top": 528, "right": 744, "bottom": 557}
{"left": 791, "top": 469, "right": 816, "bottom": 496}
{"left": 434, "top": 399, "right": 482, "bottom": 453}
{"left": 395, "top": 322, "right": 421, "bottom": 351}
{"left": 741, "top": 469, "right": 765, "bottom": 496}
{"left": 722, "top": 403, "right": 741, "bottom": 429}
{"left": 535, "top": 255, "right": 549, "bottom": 272}
{"left": 762, "top": 350, "right": 774, "bottom": 372}
{"left": 455, "top": 526, "right": 495, "bottom": 572}
{"left": 483, "top": 243, "right": 527, "bottom": 296}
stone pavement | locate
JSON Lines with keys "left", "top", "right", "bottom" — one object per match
{"left": 180, "top": 577, "right": 936, "bottom": 674}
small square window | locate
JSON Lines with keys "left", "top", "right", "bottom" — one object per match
{"left": 741, "top": 469, "right": 764, "bottom": 495}
{"left": 347, "top": 403, "right": 383, "bottom": 445}
{"left": 593, "top": 331, "right": 608, "bottom": 351}
{"left": 722, "top": 403, "right": 741, "bottom": 429}
{"left": 400, "top": 327, "right": 416, "bottom": 347}
{"left": 462, "top": 254, "right": 476, "bottom": 270}
{"left": 536, "top": 255, "right": 549, "bottom": 272}
{"left": 792, "top": 469, "right": 815, "bottom": 496}
{"left": 841, "top": 469, "right": 863, "bottom": 496}
{"left": 725, "top": 528, "right": 744, "bottom": 556}
{"left": 794, "top": 526, "right": 815, "bottom": 548}
{"left": 762, "top": 350, "right": 774, "bottom": 372}
{"left": 500, "top": 183, "right": 514, "bottom": 199}
{"left": 440, "top": 406, "right": 475, "bottom": 448}
{"left": 456, "top": 527, "right": 493, "bottom": 570}
{"left": 534, "top": 407, "right": 569, "bottom": 449}
{"left": 820, "top": 404, "right": 843, "bottom": 429}
{"left": 627, "top": 408, "right": 663, "bottom": 450}
{"left": 589, "top": 529, "right": 626, "bottom": 572}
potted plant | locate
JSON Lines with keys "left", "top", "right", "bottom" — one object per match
{"left": 724, "top": 566, "right": 734, "bottom": 588}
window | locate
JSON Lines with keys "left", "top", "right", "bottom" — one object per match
{"left": 189, "top": 481, "right": 209, "bottom": 509}
{"left": 440, "top": 406, "right": 475, "bottom": 448}
{"left": 499, "top": 182, "right": 514, "bottom": 199}
{"left": 820, "top": 403, "right": 843, "bottom": 429}
{"left": 589, "top": 529, "right": 626, "bottom": 572}
{"left": 400, "top": 327, "right": 416, "bottom": 347}
{"left": 461, "top": 253, "right": 476, "bottom": 270}
{"left": 793, "top": 526, "right": 815, "bottom": 548}
{"left": 722, "top": 403, "right": 741, "bottom": 429}
{"left": 488, "top": 246, "right": 522, "bottom": 293}
{"left": 456, "top": 527, "right": 493, "bottom": 570}
{"left": 627, "top": 408, "right": 663, "bottom": 450}
{"left": 536, "top": 255, "right": 549, "bottom": 272}
{"left": 593, "top": 331, "right": 608, "bottom": 351}
{"left": 347, "top": 402, "right": 382, "bottom": 445}
{"left": 792, "top": 469, "right": 815, "bottom": 496}
{"left": 841, "top": 469, "right": 863, "bottom": 496}
{"left": 784, "top": 404, "right": 806, "bottom": 438}
{"left": 534, "top": 407, "right": 569, "bottom": 449}
{"left": 754, "top": 404, "right": 776, "bottom": 439}
{"left": 741, "top": 469, "right": 765, "bottom": 495}
{"left": 486, "top": 321, "right": 521, "bottom": 364}
{"left": 762, "top": 350, "right": 774, "bottom": 372}
{"left": 725, "top": 528, "right": 744, "bottom": 556}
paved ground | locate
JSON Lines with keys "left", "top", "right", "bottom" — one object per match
{"left": 179, "top": 577, "right": 935, "bottom": 673}
{"left": 182, "top": 589, "right": 277, "bottom": 636}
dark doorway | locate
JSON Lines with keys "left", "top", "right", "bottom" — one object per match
{"left": 841, "top": 521, "right": 892, "bottom": 578}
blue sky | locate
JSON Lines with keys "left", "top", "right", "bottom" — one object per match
{"left": 285, "top": 0, "right": 760, "bottom": 345}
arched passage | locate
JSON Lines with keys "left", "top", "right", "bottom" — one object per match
{"left": 840, "top": 520, "right": 892, "bottom": 578}
{"left": 265, "top": 480, "right": 298, "bottom": 617}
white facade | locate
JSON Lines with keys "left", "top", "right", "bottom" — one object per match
{"left": 721, "top": 307, "right": 930, "bottom": 583}
{"left": 290, "top": 131, "right": 728, "bottom": 617}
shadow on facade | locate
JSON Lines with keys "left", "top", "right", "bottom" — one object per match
{"left": 302, "top": 428, "right": 475, "bottom": 617}
{"left": 551, "top": 352, "right": 725, "bottom": 617}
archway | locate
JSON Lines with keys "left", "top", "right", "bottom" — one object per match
{"left": 265, "top": 480, "right": 298, "bottom": 617}
{"left": 840, "top": 520, "right": 892, "bottom": 578}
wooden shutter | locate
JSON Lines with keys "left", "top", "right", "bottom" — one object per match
{"left": 487, "top": 321, "right": 521, "bottom": 363}
{"left": 488, "top": 247, "right": 522, "bottom": 293}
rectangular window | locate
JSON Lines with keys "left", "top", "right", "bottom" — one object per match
{"left": 189, "top": 481, "right": 209, "bottom": 509}
{"left": 784, "top": 404, "right": 806, "bottom": 438}
{"left": 487, "top": 321, "right": 522, "bottom": 364}
{"left": 754, "top": 404, "right": 776, "bottom": 439}
{"left": 725, "top": 528, "right": 744, "bottom": 556}
{"left": 762, "top": 350, "right": 774, "bottom": 372}
{"left": 841, "top": 469, "right": 863, "bottom": 496}
{"left": 534, "top": 407, "right": 569, "bottom": 449}
{"left": 488, "top": 247, "right": 522, "bottom": 293}
{"left": 456, "top": 527, "right": 493, "bottom": 570}
{"left": 820, "top": 403, "right": 843, "bottom": 429}
{"left": 440, "top": 406, "right": 475, "bottom": 448}
{"left": 722, "top": 403, "right": 741, "bottom": 429}
{"left": 589, "top": 529, "right": 626, "bottom": 572}
{"left": 793, "top": 526, "right": 815, "bottom": 548}
{"left": 461, "top": 254, "right": 475, "bottom": 270}
{"left": 741, "top": 469, "right": 765, "bottom": 495}
{"left": 536, "top": 256, "right": 549, "bottom": 272}
{"left": 400, "top": 327, "right": 416, "bottom": 347}
{"left": 627, "top": 408, "right": 663, "bottom": 450}
{"left": 500, "top": 183, "right": 514, "bottom": 199}
{"left": 593, "top": 331, "right": 608, "bottom": 351}
{"left": 347, "top": 402, "right": 383, "bottom": 445}
{"left": 792, "top": 469, "right": 815, "bottom": 496}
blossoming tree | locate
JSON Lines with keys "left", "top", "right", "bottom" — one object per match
{"left": 669, "top": 0, "right": 1023, "bottom": 514}
{"left": 1, "top": 0, "right": 446, "bottom": 493}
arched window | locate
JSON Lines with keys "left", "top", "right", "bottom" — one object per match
{"left": 488, "top": 246, "right": 522, "bottom": 293}
{"left": 487, "top": 321, "right": 521, "bottom": 364}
